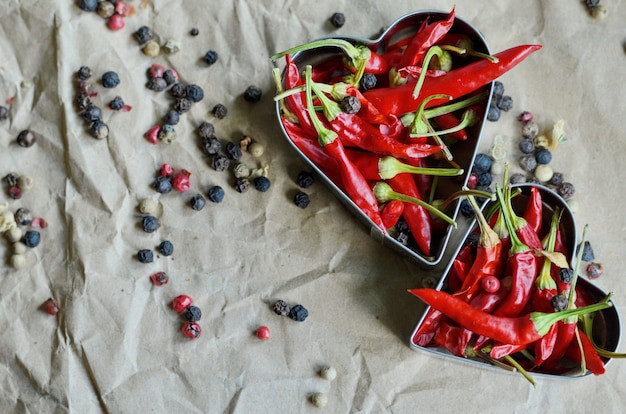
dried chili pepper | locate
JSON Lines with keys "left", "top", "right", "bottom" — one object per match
{"left": 363, "top": 44, "right": 541, "bottom": 116}
{"left": 409, "top": 287, "right": 613, "bottom": 346}
{"left": 522, "top": 186, "right": 543, "bottom": 236}
{"left": 565, "top": 328, "right": 606, "bottom": 375}
{"left": 432, "top": 112, "right": 468, "bottom": 141}
{"left": 433, "top": 320, "right": 472, "bottom": 357}
{"left": 283, "top": 55, "right": 315, "bottom": 134}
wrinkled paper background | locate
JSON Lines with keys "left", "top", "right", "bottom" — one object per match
{"left": 1, "top": 0, "right": 626, "bottom": 412}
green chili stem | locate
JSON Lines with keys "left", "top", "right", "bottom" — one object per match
{"left": 503, "top": 355, "right": 536, "bottom": 387}
{"left": 412, "top": 46, "right": 445, "bottom": 99}
{"left": 495, "top": 183, "right": 529, "bottom": 255}
{"left": 567, "top": 224, "right": 589, "bottom": 311}
{"left": 271, "top": 38, "right": 368, "bottom": 65}
{"left": 304, "top": 66, "right": 337, "bottom": 147}
{"left": 272, "top": 68, "right": 298, "bottom": 123}
{"left": 536, "top": 208, "right": 560, "bottom": 291}
{"left": 436, "top": 189, "right": 495, "bottom": 212}
{"left": 465, "top": 187, "right": 500, "bottom": 249}
{"left": 373, "top": 182, "right": 456, "bottom": 227}
{"left": 401, "top": 90, "right": 489, "bottom": 124}
{"left": 378, "top": 156, "right": 463, "bottom": 180}
{"left": 410, "top": 108, "right": 479, "bottom": 138}
{"left": 581, "top": 313, "right": 626, "bottom": 358}
{"left": 309, "top": 78, "right": 342, "bottom": 121}
{"left": 410, "top": 94, "right": 452, "bottom": 136}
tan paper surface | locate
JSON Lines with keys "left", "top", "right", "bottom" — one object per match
{"left": 1, "top": 0, "right": 625, "bottom": 412}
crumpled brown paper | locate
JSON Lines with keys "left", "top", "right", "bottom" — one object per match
{"left": 1, "top": 0, "right": 625, "bottom": 412}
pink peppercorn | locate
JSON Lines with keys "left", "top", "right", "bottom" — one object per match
{"left": 146, "top": 125, "right": 161, "bottom": 144}
{"left": 161, "top": 163, "right": 174, "bottom": 177}
{"left": 107, "top": 14, "right": 125, "bottom": 31}
{"left": 466, "top": 173, "right": 478, "bottom": 189}
{"left": 148, "top": 64, "right": 165, "bottom": 79}
{"left": 517, "top": 111, "right": 533, "bottom": 123}
{"left": 172, "top": 294, "right": 193, "bottom": 312}
{"left": 182, "top": 322, "right": 201, "bottom": 339}
{"left": 42, "top": 298, "right": 60, "bottom": 315}
{"left": 9, "top": 186, "right": 22, "bottom": 199}
{"left": 256, "top": 326, "right": 270, "bottom": 340}
{"left": 115, "top": 1, "right": 132, "bottom": 17}
{"left": 150, "top": 271, "right": 169, "bottom": 286}
{"left": 172, "top": 170, "right": 191, "bottom": 192}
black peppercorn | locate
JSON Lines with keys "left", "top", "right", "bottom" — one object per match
{"left": 234, "top": 177, "right": 250, "bottom": 193}
{"left": 294, "top": 191, "right": 310, "bottom": 208}
{"left": 207, "top": 186, "right": 224, "bottom": 203}
{"left": 225, "top": 141, "right": 242, "bottom": 160}
{"left": 211, "top": 153, "right": 230, "bottom": 171}
{"left": 134, "top": 26, "right": 154, "bottom": 44}
{"left": 476, "top": 171, "right": 492, "bottom": 187}
{"left": 78, "top": 0, "right": 98, "bottom": 12}
{"left": 459, "top": 199, "right": 474, "bottom": 218}
{"left": 5, "top": 173, "right": 19, "bottom": 187}
{"left": 189, "top": 193, "right": 206, "bottom": 210}
{"left": 81, "top": 105, "right": 102, "bottom": 122}
{"left": 183, "top": 305, "right": 202, "bottom": 322}
{"left": 297, "top": 171, "right": 314, "bottom": 188}
{"left": 492, "top": 81, "right": 505, "bottom": 99}
{"left": 23, "top": 230, "right": 41, "bottom": 248}
{"left": 497, "top": 95, "right": 513, "bottom": 112}
{"left": 77, "top": 66, "right": 92, "bottom": 81}
{"left": 486, "top": 104, "right": 501, "bottom": 121}
{"left": 559, "top": 268, "right": 573, "bottom": 284}
{"left": 141, "top": 215, "right": 159, "bottom": 233}
{"left": 212, "top": 104, "right": 227, "bottom": 119}
{"left": 557, "top": 182, "right": 575, "bottom": 200}
{"left": 146, "top": 77, "right": 168, "bottom": 92}
{"left": 190, "top": 27, "right": 199, "bottom": 36}
{"left": 158, "top": 240, "right": 174, "bottom": 256}
{"left": 289, "top": 304, "right": 308, "bottom": 322}
{"left": 273, "top": 300, "right": 291, "bottom": 316}
{"left": 185, "top": 84, "right": 204, "bottom": 103}
{"left": 90, "top": 120, "right": 109, "bottom": 140}
{"left": 509, "top": 173, "right": 526, "bottom": 184}
{"left": 109, "top": 96, "right": 125, "bottom": 111}
{"left": 472, "top": 153, "right": 492, "bottom": 174}
{"left": 577, "top": 241, "right": 595, "bottom": 262}
{"left": 16, "top": 130, "right": 36, "bottom": 148}
{"left": 137, "top": 249, "right": 154, "bottom": 263}
{"left": 549, "top": 172, "right": 564, "bottom": 187}
{"left": 163, "top": 110, "right": 180, "bottom": 125}
{"left": 330, "top": 12, "right": 346, "bottom": 28}
{"left": 203, "top": 50, "right": 219, "bottom": 65}
{"left": 153, "top": 176, "right": 173, "bottom": 193}
{"left": 101, "top": 71, "right": 120, "bottom": 88}
{"left": 340, "top": 96, "right": 361, "bottom": 114}
{"left": 197, "top": 121, "right": 215, "bottom": 139}
{"left": 169, "top": 83, "right": 187, "bottom": 98}
{"left": 202, "top": 137, "right": 222, "bottom": 155}
{"left": 243, "top": 85, "right": 263, "bottom": 103}
{"left": 162, "top": 69, "right": 178, "bottom": 85}
{"left": 174, "top": 98, "right": 192, "bottom": 113}
{"left": 253, "top": 176, "right": 271, "bottom": 192}
{"left": 551, "top": 294, "right": 568, "bottom": 312}
{"left": 535, "top": 148, "right": 552, "bottom": 165}
{"left": 360, "top": 73, "right": 377, "bottom": 91}
{"left": 518, "top": 139, "right": 535, "bottom": 154}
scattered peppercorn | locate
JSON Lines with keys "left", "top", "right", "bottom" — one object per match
{"left": 5, "top": 173, "right": 18, "bottom": 187}
{"left": 107, "top": 14, "right": 125, "bottom": 31}
{"left": 310, "top": 392, "right": 328, "bottom": 408}
{"left": 586, "top": 262, "right": 603, "bottom": 279}
{"left": 586, "top": 0, "right": 600, "bottom": 7}
{"left": 147, "top": 77, "right": 168, "bottom": 92}
{"left": 158, "top": 240, "right": 174, "bottom": 256}
{"left": 476, "top": 171, "right": 492, "bottom": 187}
{"left": 7, "top": 227, "right": 23, "bottom": 243}
{"left": 243, "top": 85, "right": 263, "bottom": 103}
{"left": 190, "top": 193, "right": 207, "bottom": 210}
{"left": 535, "top": 148, "right": 552, "bottom": 165}
{"left": 289, "top": 304, "right": 308, "bottom": 322}
{"left": 225, "top": 141, "right": 243, "bottom": 160}
{"left": 297, "top": 171, "right": 315, "bottom": 188}
{"left": 16, "top": 129, "right": 36, "bottom": 148}
{"left": 248, "top": 142, "right": 265, "bottom": 158}
{"left": 190, "top": 27, "right": 199, "bottom": 36}
{"left": 41, "top": 298, "right": 60, "bottom": 315}
{"left": 578, "top": 241, "right": 596, "bottom": 262}
{"left": 472, "top": 153, "right": 493, "bottom": 174}
{"left": 17, "top": 175, "right": 34, "bottom": 191}
{"left": 23, "top": 230, "right": 41, "bottom": 248}
{"left": 183, "top": 305, "right": 202, "bottom": 322}
{"left": 158, "top": 124, "right": 176, "bottom": 144}
{"left": 519, "top": 154, "right": 537, "bottom": 173}
{"left": 497, "top": 95, "right": 513, "bottom": 112}
{"left": 517, "top": 111, "right": 533, "bottom": 123}
{"left": 203, "top": 50, "right": 219, "bottom": 65}
{"left": 78, "top": 0, "right": 98, "bottom": 12}
{"left": 360, "top": 73, "right": 377, "bottom": 91}
{"left": 172, "top": 170, "right": 191, "bottom": 192}
{"left": 557, "top": 182, "right": 575, "bottom": 200}
{"left": 141, "top": 215, "right": 159, "bottom": 233}
{"left": 486, "top": 104, "right": 501, "bottom": 122}
{"left": 0, "top": 106, "right": 9, "bottom": 121}
{"left": 15, "top": 208, "right": 32, "bottom": 225}
{"left": 521, "top": 121, "right": 539, "bottom": 139}
{"left": 550, "top": 172, "right": 564, "bottom": 187}
{"left": 172, "top": 295, "right": 193, "bottom": 312}
{"left": 551, "top": 294, "right": 569, "bottom": 312}
{"left": 162, "top": 39, "right": 180, "bottom": 54}
{"left": 559, "top": 268, "right": 573, "bottom": 284}
{"left": 137, "top": 249, "right": 153, "bottom": 263}
{"left": 90, "top": 119, "right": 109, "bottom": 140}
{"left": 253, "top": 176, "right": 271, "bottom": 192}
{"left": 590, "top": 5, "right": 608, "bottom": 20}
{"left": 256, "top": 326, "right": 271, "bottom": 340}
{"left": 518, "top": 139, "right": 535, "bottom": 154}
{"left": 163, "top": 69, "right": 178, "bottom": 85}
{"left": 186, "top": 84, "right": 204, "bottom": 103}
{"left": 96, "top": 1, "right": 114, "bottom": 19}
{"left": 212, "top": 104, "right": 228, "bottom": 119}
{"left": 459, "top": 199, "right": 474, "bottom": 218}
{"left": 150, "top": 271, "right": 169, "bottom": 286}
{"left": 81, "top": 105, "right": 102, "bottom": 122}
{"left": 203, "top": 137, "right": 222, "bottom": 155}
{"left": 143, "top": 40, "right": 161, "bottom": 57}
{"left": 169, "top": 83, "right": 186, "bottom": 98}
{"left": 534, "top": 164, "right": 553, "bottom": 182}
{"left": 10, "top": 254, "right": 26, "bottom": 270}
{"left": 174, "top": 97, "right": 192, "bottom": 113}
{"left": 153, "top": 176, "right": 173, "bottom": 193}
{"left": 211, "top": 153, "right": 230, "bottom": 171}
{"left": 9, "top": 186, "right": 22, "bottom": 200}
{"left": 207, "top": 186, "right": 225, "bottom": 203}
{"left": 134, "top": 26, "right": 154, "bottom": 44}
{"left": 294, "top": 191, "right": 310, "bottom": 208}
{"left": 234, "top": 177, "right": 250, "bottom": 193}
{"left": 273, "top": 300, "right": 291, "bottom": 316}
{"left": 320, "top": 366, "right": 337, "bottom": 381}
{"left": 101, "top": 71, "right": 120, "bottom": 88}
{"left": 233, "top": 162, "right": 250, "bottom": 178}
{"left": 181, "top": 321, "right": 201, "bottom": 339}
{"left": 198, "top": 122, "right": 215, "bottom": 139}
{"left": 339, "top": 95, "right": 361, "bottom": 114}
{"left": 330, "top": 12, "right": 346, "bottom": 28}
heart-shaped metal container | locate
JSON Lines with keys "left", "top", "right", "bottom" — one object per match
{"left": 275, "top": 10, "right": 493, "bottom": 268}
{"left": 409, "top": 184, "right": 622, "bottom": 378}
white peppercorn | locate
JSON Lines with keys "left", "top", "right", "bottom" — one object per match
{"left": 12, "top": 241, "right": 27, "bottom": 254}
{"left": 310, "top": 392, "right": 328, "bottom": 408}
{"left": 534, "top": 164, "right": 553, "bottom": 182}
{"left": 248, "top": 142, "right": 265, "bottom": 158}
{"left": 138, "top": 199, "right": 158, "bottom": 215}
{"left": 591, "top": 5, "right": 608, "bottom": 19}
{"left": 233, "top": 162, "right": 250, "bottom": 178}
{"left": 320, "top": 366, "right": 337, "bottom": 381}
{"left": 10, "top": 254, "right": 26, "bottom": 270}
{"left": 6, "top": 226, "right": 23, "bottom": 243}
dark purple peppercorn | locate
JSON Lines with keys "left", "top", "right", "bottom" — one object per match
{"left": 557, "top": 182, "right": 575, "bottom": 200}
{"left": 77, "top": 66, "right": 92, "bottom": 81}
{"left": 203, "top": 50, "right": 219, "bottom": 65}
{"left": 212, "top": 104, "right": 227, "bottom": 119}
{"left": 586, "top": 0, "right": 600, "bottom": 7}
{"left": 477, "top": 171, "right": 492, "bottom": 187}
{"left": 137, "top": 249, "right": 154, "bottom": 263}
{"left": 4, "top": 173, "right": 19, "bottom": 187}
{"left": 185, "top": 84, "right": 204, "bottom": 103}
{"left": 330, "top": 12, "right": 346, "bottom": 28}
{"left": 141, "top": 215, "right": 159, "bottom": 233}
{"left": 289, "top": 304, "right": 308, "bottom": 322}
{"left": 190, "top": 27, "right": 199, "bottom": 36}
{"left": 78, "top": 0, "right": 98, "bottom": 12}
{"left": 158, "top": 240, "right": 174, "bottom": 256}
{"left": 153, "top": 176, "right": 173, "bottom": 193}
{"left": 163, "top": 110, "right": 180, "bottom": 125}
{"left": 360, "top": 73, "right": 377, "bottom": 91}
{"left": 207, "top": 186, "right": 224, "bottom": 203}
{"left": 586, "top": 262, "right": 603, "bottom": 279}
{"left": 211, "top": 153, "right": 230, "bottom": 171}
{"left": 169, "top": 83, "right": 186, "bottom": 98}
{"left": 0, "top": 106, "right": 8, "bottom": 122}
{"left": 162, "top": 69, "right": 178, "bottom": 85}
{"left": 297, "top": 171, "right": 315, "bottom": 188}
{"left": 109, "top": 96, "right": 125, "bottom": 111}
{"left": 197, "top": 122, "right": 215, "bottom": 139}
{"left": 577, "top": 241, "right": 595, "bottom": 261}
{"left": 472, "top": 153, "right": 492, "bottom": 173}
{"left": 202, "top": 137, "right": 222, "bottom": 155}
{"left": 497, "top": 95, "right": 513, "bottom": 112}
{"left": 486, "top": 104, "right": 501, "bottom": 122}
{"left": 551, "top": 294, "right": 568, "bottom": 312}
{"left": 146, "top": 77, "right": 168, "bottom": 92}
{"left": 340, "top": 95, "right": 361, "bottom": 114}
{"left": 535, "top": 148, "right": 552, "bottom": 165}
{"left": 550, "top": 172, "right": 564, "bottom": 186}
{"left": 189, "top": 193, "right": 206, "bottom": 210}
{"left": 134, "top": 26, "right": 154, "bottom": 44}
{"left": 23, "top": 230, "right": 41, "bottom": 248}
{"left": 174, "top": 98, "right": 192, "bottom": 113}
{"left": 234, "top": 177, "right": 250, "bottom": 193}
{"left": 559, "top": 268, "right": 573, "bottom": 284}
{"left": 509, "top": 173, "right": 526, "bottom": 184}
{"left": 183, "top": 305, "right": 202, "bottom": 322}
{"left": 492, "top": 81, "right": 505, "bottom": 99}
{"left": 294, "top": 191, "right": 310, "bottom": 208}
{"left": 243, "top": 85, "right": 263, "bottom": 103}
{"left": 273, "top": 300, "right": 291, "bottom": 316}
{"left": 16, "top": 130, "right": 36, "bottom": 148}
{"left": 81, "top": 105, "right": 102, "bottom": 122}
{"left": 90, "top": 120, "right": 109, "bottom": 140}
{"left": 253, "top": 176, "right": 271, "bottom": 192}
{"left": 225, "top": 141, "right": 242, "bottom": 160}
{"left": 101, "top": 71, "right": 120, "bottom": 88}
{"left": 459, "top": 199, "right": 474, "bottom": 218}
{"left": 518, "top": 139, "right": 535, "bottom": 154}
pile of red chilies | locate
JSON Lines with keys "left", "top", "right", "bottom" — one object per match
{"left": 411, "top": 182, "right": 617, "bottom": 381}
{"left": 272, "top": 8, "right": 541, "bottom": 258}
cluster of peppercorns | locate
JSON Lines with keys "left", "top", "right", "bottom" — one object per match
{"left": 272, "top": 299, "right": 308, "bottom": 322}
{"left": 577, "top": 240, "right": 605, "bottom": 280}
{"left": 145, "top": 63, "right": 179, "bottom": 94}
{"left": 1, "top": 205, "right": 46, "bottom": 270}
{"left": 134, "top": 25, "right": 181, "bottom": 58}
{"left": 486, "top": 81, "right": 513, "bottom": 122}
{"left": 152, "top": 163, "right": 192, "bottom": 194}
{"left": 293, "top": 170, "right": 315, "bottom": 209}
{"left": 135, "top": 194, "right": 175, "bottom": 264}
{"left": 172, "top": 295, "right": 202, "bottom": 339}
{"left": 585, "top": 0, "right": 608, "bottom": 20}
{"left": 3, "top": 172, "right": 34, "bottom": 200}
{"left": 77, "top": 0, "right": 132, "bottom": 31}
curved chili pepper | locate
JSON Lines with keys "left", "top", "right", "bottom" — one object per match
{"left": 565, "top": 328, "right": 606, "bottom": 375}
{"left": 413, "top": 307, "right": 443, "bottom": 347}
{"left": 408, "top": 288, "right": 612, "bottom": 346}
{"left": 387, "top": 174, "right": 431, "bottom": 255}
{"left": 363, "top": 44, "right": 542, "bottom": 116}
{"left": 310, "top": 56, "right": 345, "bottom": 82}
{"left": 533, "top": 322, "right": 559, "bottom": 367}
{"left": 542, "top": 321, "right": 577, "bottom": 369}
{"left": 522, "top": 186, "right": 543, "bottom": 236}
{"left": 489, "top": 342, "right": 527, "bottom": 359}
{"left": 433, "top": 320, "right": 472, "bottom": 357}
{"left": 381, "top": 200, "right": 404, "bottom": 229}
{"left": 284, "top": 55, "right": 315, "bottom": 134}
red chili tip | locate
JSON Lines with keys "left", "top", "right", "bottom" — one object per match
{"left": 256, "top": 326, "right": 270, "bottom": 340}
{"left": 107, "top": 14, "right": 125, "bottom": 31}
{"left": 146, "top": 125, "right": 161, "bottom": 144}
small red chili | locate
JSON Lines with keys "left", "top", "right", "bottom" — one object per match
{"left": 256, "top": 326, "right": 271, "bottom": 340}
{"left": 522, "top": 186, "right": 542, "bottom": 236}
{"left": 565, "top": 328, "right": 606, "bottom": 375}
{"left": 172, "top": 295, "right": 193, "bottom": 312}
{"left": 181, "top": 322, "right": 202, "bottom": 339}
{"left": 172, "top": 170, "right": 191, "bottom": 192}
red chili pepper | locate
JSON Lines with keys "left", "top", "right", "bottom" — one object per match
{"left": 413, "top": 307, "right": 443, "bottom": 347}
{"left": 432, "top": 112, "right": 468, "bottom": 141}
{"left": 542, "top": 321, "right": 577, "bottom": 368}
{"left": 565, "top": 328, "right": 606, "bottom": 375}
{"left": 284, "top": 55, "right": 315, "bottom": 134}
{"left": 489, "top": 342, "right": 527, "bottom": 359}
{"left": 381, "top": 200, "right": 404, "bottom": 229}
{"left": 533, "top": 322, "right": 559, "bottom": 367}
{"left": 532, "top": 207, "right": 560, "bottom": 313}
{"left": 433, "top": 320, "right": 473, "bottom": 357}
{"left": 362, "top": 44, "right": 542, "bottom": 116}
{"left": 522, "top": 186, "right": 543, "bottom": 236}
{"left": 310, "top": 56, "right": 345, "bottom": 82}
{"left": 408, "top": 288, "right": 612, "bottom": 346}
{"left": 388, "top": 174, "right": 431, "bottom": 255}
